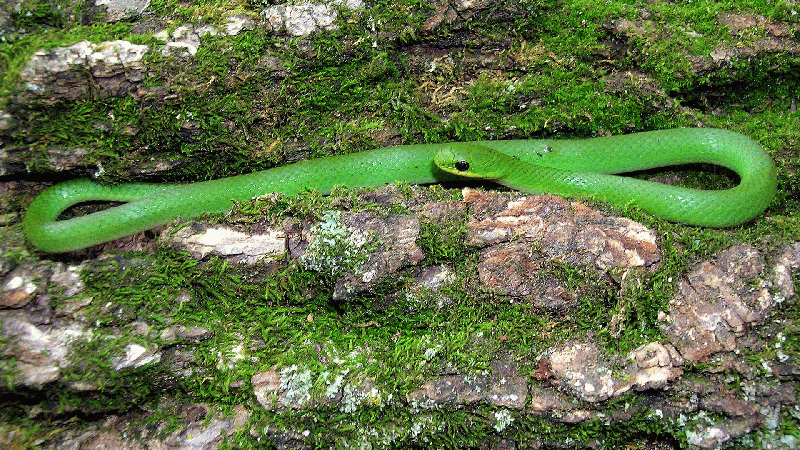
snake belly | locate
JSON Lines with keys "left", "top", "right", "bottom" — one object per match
{"left": 23, "top": 128, "right": 777, "bottom": 253}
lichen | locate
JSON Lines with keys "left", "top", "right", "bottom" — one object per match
{"left": 278, "top": 364, "right": 314, "bottom": 408}
{"left": 493, "top": 409, "right": 514, "bottom": 432}
{"left": 301, "top": 211, "right": 370, "bottom": 275}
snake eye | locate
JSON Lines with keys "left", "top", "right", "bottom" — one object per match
{"left": 455, "top": 160, "right": 469, "bottom": 171}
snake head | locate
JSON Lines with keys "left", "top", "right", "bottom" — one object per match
{"left": 434, "top": 144, "right": 509, "bottom": 179}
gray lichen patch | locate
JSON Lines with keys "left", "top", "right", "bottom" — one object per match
{"left": 300, "top": 210, "right": 372, "bottom": 275}
{"left": 262, "top": 0, "right": 365, "bottom": 37}
{"left": 252, "top": 363, "right": 386, "bottom": 412}
{"left": 329, "top": 211, "right": 424, "bottom": 300}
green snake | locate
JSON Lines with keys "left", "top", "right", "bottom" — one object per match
{"left": 24, "top": 128, "right": 777, "bottom": 253}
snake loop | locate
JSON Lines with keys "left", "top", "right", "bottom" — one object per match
{"left": 23, "top": 128, "right": 777, "bottom": 253}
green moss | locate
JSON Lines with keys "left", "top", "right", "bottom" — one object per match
{"left": 10, "top": 0, "right": 67, "bottom": 29}
{"left": 417, "top": 215, "right": 468, "bottom": 265}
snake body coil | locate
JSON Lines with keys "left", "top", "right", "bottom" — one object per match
{"left": 24, "top": 128, "right": 777, "bottom": 253}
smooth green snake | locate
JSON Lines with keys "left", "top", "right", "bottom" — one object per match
{"left": 23, "top": 128, "right": 777, "bottom": 253}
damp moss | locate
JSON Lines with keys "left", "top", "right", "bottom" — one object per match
{"left": 417, "top": 213, "right": 469, "bottom": 265}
